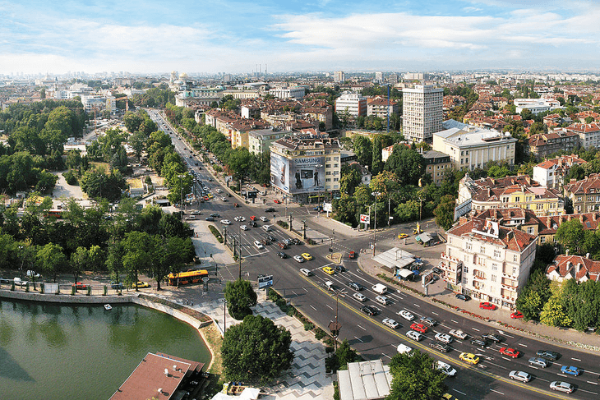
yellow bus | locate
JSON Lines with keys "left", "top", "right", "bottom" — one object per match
{"left": 167, "top": 270, "right": 208, "bottom": 286}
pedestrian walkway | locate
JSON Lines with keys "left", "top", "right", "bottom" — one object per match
{"left": 358, "top": 254, "right": 600, "bottom": 353}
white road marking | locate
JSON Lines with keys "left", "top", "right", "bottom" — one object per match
{"left": 490, "top": 389, "right": 504, "bottom": 395}
{"left": 518, "top": 343, "right": 527, "bottom": 347}
{"left": 413, "top": 303, "right": 420, "bottom": 307}
{"left": 472, "top": 327, "right": 480, "bottom": 331}
{"left": 382, "top": 353, "right": 392, "bottom": 359}
{"left": 572, "top": 357, "right": 581, "bottom": 362}
{"left": 326, "top": 304, "right": 333, "bottom": 310}
{"left": 310, "top": 305, "right": 316, "bottom": 310}
{"left": 453, "top": 389, "right": 466, "bottom": 396}
{"left": 354, "top": 337, "right": 363, "bottom": 343}
{"left": 451, "top": 319, "right": 459, "bottom": 324}
{"left": 587, "top": 381, "right": 598, "bottom": 385}
{"left": 578, "top": 389, "right": 598, "bottom": 395}
{"left": 357, "top": 325, "right": 366, "bottom": 331}
{"left": 431, "top": 311, "right": 438, "bottom": 316}
{"left": 501, "top": 357, "right": 512, "bottom": 362}
{"left": 292, "top": 291, "right": 298, "bottom": 296}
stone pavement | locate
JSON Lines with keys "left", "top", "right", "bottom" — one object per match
{"left": 150, "top": 289, "right": 334, "bottom": 400}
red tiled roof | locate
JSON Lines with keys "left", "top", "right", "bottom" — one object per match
{"left": 447, "top": 220, "right": 536, "bottom": 251}
{"left": 546, "top": 255, "right": 600, "bottom": 282}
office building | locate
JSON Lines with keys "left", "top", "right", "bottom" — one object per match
{"left": 402, "top": 85, "right": 443, "bottom": 142}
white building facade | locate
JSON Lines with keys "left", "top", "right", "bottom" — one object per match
{"left": 402, "top": 85, "right": 443, "bottom": 142}
{"left": 335, "top": 92, "right": 367, "bottom": 117}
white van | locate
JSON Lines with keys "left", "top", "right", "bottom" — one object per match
{"left": 262, "top": 225, "right": 273, "bottom": 232}
{"left": 372, "top": 283, "right": 387, "bottom": 294}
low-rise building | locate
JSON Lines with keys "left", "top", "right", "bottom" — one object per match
{"left": 248, "top": 128, "right": 291, "bottom": 154}
{"left": 564, "top": 173, "right": 600, "bottom": 213}
{"left": 546, "top": 255, "right": 600, "bottom": 283}
{"left": 269, "top": 86, "right": 305, "bottom": 100}
{"left": 441, "top": 218, "right": 537, "bottom": 308}
{"left": 422, "top": 150, "right": 452, "bottom": 185}
{"left": 527, "top": 130, "right": 580, "bottom": 158}
{"left": 532, "top": 154, "right": 587, "bottom": 189}
{"left": 335, "top": 91, "right": 367, "bottom": 117}
{"left": 433, "top": 122, "right": 517, "bottom": 170}
{"left": 567, "top": 123, "right": 600, "bottom": 149}
{"left": 366, "top": 97, "right": 398, "bottom": 119}
{"left": 514, "top": 98, "right": 562, "bottom": 114}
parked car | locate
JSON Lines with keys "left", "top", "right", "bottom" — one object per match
{"left": 131, "top": 281, "right": 149, "bottom": 289}
{"left": 561, "top": 366, "right": 582, "bottom": 376}
{"left": 549, "top": 381, "right": 574, "bottom": 394}
{"left": 353, "top": 293, "right": 367, "bottom": 302}
{"left": 499, "top": 347, "right": 521, "bottom": 358}
{"left": 398, "top": 310, "right": 415, "bottom": 321}
{"left": 382, "top": 318, "right": 399, "bottom": 329}
{"left": 536, "top": 350, "right": 560, "bottom": 361}
{"left": 73, "top": 282, "right": 88, "bottom": 290}
{"left": 455, "top": 293, "right": 471, "bottom": 301}
{"left": 110, "top": 282, "right": 124, "bottom": 289}
{"left": 479, "top": 301, "right": 497, "bottom": 310}
{"left": 449, "top": 329, "right": 468, "bottom": 340}
{"left": 13, "top": 277, "right": 28, "bottom": 286}
{"left": 510, "top": 311, "right": 524, "bottom": 319}
{"left": 430, "top": 342, "right": 452, "bottom": 353}
{"left": 406, "top": 330, "right": 424, "bottom": 341}
{"left": 435, "top": 333, "right": 453, "bottom": 344}
{"left": 509, "top": 370, "right": 532, "bottom": 383}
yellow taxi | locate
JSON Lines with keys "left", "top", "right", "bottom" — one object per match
{"left": 398, "top": 233, "right": 409, "bottom": 239}
{"left": 131, "top": 281, "right": 150, "bottom": 289}
{"left": 459, "top": 352, "right": 479, "bottom": 365}
{"left": 301, "top": 253, "right": 313, "bottom": 261}
{"left": 322, "top": 266, "right": 335, "bottom": 275}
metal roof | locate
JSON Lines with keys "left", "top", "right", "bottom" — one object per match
{"left": 338, "top": 359, "right": 392, "bottom": 400}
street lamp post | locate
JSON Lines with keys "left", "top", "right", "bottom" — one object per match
{"left": 372, "top": 192, "right": 381, "bottom": 256}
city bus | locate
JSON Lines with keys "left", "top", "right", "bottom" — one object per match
{"left": 167, "top": 270, "right": 209, "bottom": 286}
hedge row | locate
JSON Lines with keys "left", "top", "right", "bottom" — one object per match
{"left": 208, "top": 225, "right": 223, "bottom": 243}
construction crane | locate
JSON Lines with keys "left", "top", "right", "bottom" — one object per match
{"left": 114, "top": 96, "right": 129, "bottom": 112}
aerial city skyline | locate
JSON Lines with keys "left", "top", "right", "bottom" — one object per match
{"left": 2, "top": 0, "right": 600, "bottom": 75}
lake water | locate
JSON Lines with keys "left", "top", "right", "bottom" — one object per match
{"left": 0, "top": 299, "right": 211, "bottom": 400}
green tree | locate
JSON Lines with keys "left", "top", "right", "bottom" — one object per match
{"left": 225, "top": 279, "right": 258, "bottom": 320}
{"left": 37, "top": 243, "right": 67, "bottom": 282}
{"left": 434, "top": 195, "right": 456, "bottom": 230}
{"left": 387, "top": 350, "right": 447, "bottom": 400}
{"left": 336, "top": 339, "right": 357, "bottom": 369}
{"left": 395, "top": 200, "right": 420, "bottom": 222}
{"left": 353, "top": 136, "right": 373, "bottom": 168}
{"left": 515, "top": 269, "right": 551, "bottom": 321}
{"left": 122, "top": 231, "right": 152, "bottom": 290}
{"left": 384, "top": 146, "right": 425, "bottom": 186}
{"left": 221, "top": 314, "right": 293, "bottom": 384}
{"left": 70, "top": 246, "right": 88, "bottom": 284}
{"left": 555, "top": 219, "right": 585, "bottom": 254}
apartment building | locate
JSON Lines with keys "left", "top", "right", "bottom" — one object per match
{"left": 514, "top": 98, "right": 562, "bottom": 114}
{"left": 422, "top": 150, "right": 452, "bottom": 185}
{"left": 335, "top": 92, "right": 367, "bottom": 117}
{"left": 532, "top": 154, "right": 587, "bottom": 189}
{"left": 402, "top": 85, "right": 443, "bottom": 142}
{"left": 440, "top": 218, "right": 537, "bottom": 308}
{"left": 564, "top": 174, "right": 600, "bottom": 213}
{"left": 270, "top": 137, "right": 342, "bottom": 202}
{"left": 269, "top": 86, "right": 305, "bottom": 100}
{"left": 366, "top": 97, "right": 398, "bottom": 119}
{"left": 248, "top": 128, "right": 291, "bottom": 155}
{"left": 527, "top": 130, "right": 580, "bottom": 158}
{"left": 433, "top": 124, "right": 517, "bottom": 170}
{"left": 334, "top": 71, "right": 345, "bottom": 83}
{"left": 546, "top": 255, "right": 600, "bottom": 284}
{"left": 567, "top": 123, "right": 600, "bottom": 149}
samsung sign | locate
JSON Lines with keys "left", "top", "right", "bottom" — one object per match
{"left": 271, "top": 153, "right": 325, "bottom": 194}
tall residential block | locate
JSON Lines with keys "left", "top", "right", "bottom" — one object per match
{"left": 402, "top": 85, "right": 443, "bottom": 142}
{"left": 334, "top": 71, "right": 345, "bottom": 83}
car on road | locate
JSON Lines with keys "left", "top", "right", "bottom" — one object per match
{"left": 528, "top": 357, "right": 549, "bottom": 368}
{"left": 449, "top": 329, "right": 468, "bottom": 340}
{"left": 536, "top": 350, "right": 560, "bottom": 360}
{"left": 220, "top": 219, "right": 232, "bottom": 225}
{"left": 419, "top": 316, "right": 438, "bottom": 326}
{"left": 549, "top": 381, "right": 574, "bottom": 394}
{"left": 110, "top": 281, "right": 124, "bottom": 289}
{"left": 509, "top": 370, "right": 532, "bottom": 383}
{"left": 131, "top": 281, "right": 149, "bottom": 289}
{"left": 290, "top": 238, "right": 301, "bottom": 245}
{"left": 12, "top": 278, "right": 28, "bottom": 286}
{"left": 353, "top": 293, "right": 367, "bottom": 302}
{"left": 470, "top": 337, "right": 488, "bottom": 347}
{"left": 348, "top": 282, "right": 364, "bottom": 291}
{"left": 382, "top": 318, "right": 399, "bottom": 329}
{"left": 361, "top": 305, "right": 378, "bottom": 316}
{"left": 435, "top": 333, "right": 453, "bottom": 344}
{"left": 73, "top": 282, "right": 88, "bottom": 290}
{"left": 409, "top": 323, "right": 428, "bottom": 333}
{"left": 325, "top": 281, "right": 335, "bottom": 291}
{"left": 300, "top": 268, "right": 312, "bottom": 276}
{"left": 481, "top": 333, "right": 503, "bottom": 343}
{"left": 432, "top": 267, "right": 442, "bottom": 274}
{"left": 436, "top": 361, "right": 457, "bottom": 377}
{"left": 397, "top": 344, "right": 413, "bottom": 354}
{"left": 459, "top": 352, "right": 480, "bottom": 365}
{"left": 267, "top": 235, "right": 277, "bottom": 242}
{"left": 322, "top": 266, "right": 335, "bottom": 275}
{"left": 254, "top": 241, "right": 264, "bottom": 249}
{"left": 191, "top": 210, "right": 202, "bottom": 215}
{"left": 221, "top": 197, "right": 227, "bottom": 201}
{"left": 265, "top": 207, "right": 276, "bottom": 212}
{"left": 406, "top": 330, "right": 424, "bottom": 341}
{"left": 499, "top": 347, "right": 520, "bottom": 358}
{"left": 375, "top": 295, "right": 390, "bottom": 305}
{"left": 276, "top": 252, "right": 287, "bottom": 259}
{"left": 455, "top": 293, "right": 471, "bottom": 301}
{"left": 234, "top": 216, "right": 246, "bottom": 222}
{"left": 274, "top": 199, "right": 281, "bottom": 204}
{"left": 278, "top": 242, "right": 287, "bottom": 249}
{"left": 430, "top": 342, "right": 451, "bottom": 353}
{"left": 293, "top": 255, "right": 304, "bottom": 263}
{"left": 240, "top": 225, "right": 248, "bottom": 231}
{"left": 210, "top": 213, "right": 220, "bottom": 217}
{"left": 260, "top": 216, "right": 268, "bottom": 222}
{"left": 510, "top": 311, "right": 524, "bottom": 319}
{"left": 398, "top": 233, "right": 409, "bottom": 239}
{"left": 479, "top": 301, "right": 497, "bottom": 310}
{"left": 301, "top": 253, "right": 313, "bottom": 261}
{"left": 349, "top": 251, "right": 356, "bottom": 259}
{"left": 205, "top": 217, "right": 215, "bottom": 221}
{"left": 561, "top": 366, "right": 582, "bottom": 376}
{"left": 397, "top": 310, "right": 415, "bottom": 321}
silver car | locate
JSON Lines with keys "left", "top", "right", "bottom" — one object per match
{"left": 434, "top": 333, "right": 453, "bottom": 344}
{"left": 397, "top": 309, "right": 415, "bottom": 321}
{"left": 353, "top": 293, "right": 367, "bottom": 302}
{"left": 550, "top": 381, "right": 574, "bottom": 394}
{"left": 382, "top": 318, "right": 399, "bottom": 329}
{"left": 406, "top": 330, "right": 424, "bottom": 341}
{"left": 509, "top": 370, "right": 531, "bottom": 383}
{"left": 528, "top": 357, "right": 548, "bottom": 368}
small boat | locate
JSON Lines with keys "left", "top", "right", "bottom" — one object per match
{"left": 104, "top": 304, "right": 112, "bottom": 311}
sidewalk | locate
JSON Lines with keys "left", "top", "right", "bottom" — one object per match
{"left": 358, "top": 254, "right": 600, "bottom": 353}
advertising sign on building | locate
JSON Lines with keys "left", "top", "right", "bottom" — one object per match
{"left": 258, "top": 274, "right": 274, "bottom": 289}
{"left": 360, "top": 214, "right": 370, "bottom": 224}
{"left": 472, "top": 219, "right": 499, "bottom": 238}
{"left": 323, "top": 203, "right": 333, "bottom": 212}
{"left": 271, "top": 153, "right": 325, "bottom": 194}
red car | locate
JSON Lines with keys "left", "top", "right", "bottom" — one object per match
{"left": 410, "top": 323, "right": 428, "bottom": 333}
{"left": 274, "top": 199, "right": 281, "bottom": 204}
{"left": 349, "top": 251, "right": 356, "bottom": 259}
{"left": 510, "top": 311, "right": 524, "bottom": 319}
{"left": 499, "top": 347, "right": 520, "bottom": 358}
{"left": 479, "top": 302, "right": 497, "bottom": 310}
{"left": 73, "top": 282, "right": 88, "bottom": 290}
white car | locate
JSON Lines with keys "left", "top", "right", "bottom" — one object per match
{"left": 397, "top": 309, "right": 415, "bottom": 321}
{"left": 254, "top": 241, "right": 264, "bottom": 249}
{"left": 293, "top": 255, "right": 304, "bottom": 263}
{"left": 221, "top": 197, "right": 227, "bottom": 201}
{"left": 260, "top": 216, "right": 268, "bottom": 222}
{"left": 26, "top": 270, "right": 41, "bottom": 278}
{"left": 449, "top": 329, "right": 468, "bottom": 340}
{"left": 238, "top": 216, "right": 246, "bottom": 222}
{"left": 234, "top": 216, "right": 243, "bottom": 222}
{"left": 509, "top": 370, "right": 531, "bottom": 383}
{"left": 353, "top": 293, "right": 367, "bottom": 302}
{"left": 240, "top": 225, "right": 248, "bottom": 231}
{"left": 435, "top": 333, "right": 453, "bottom": 344}
{"left": 549, "top": 381, "right": 574, "bottom": 394}
{"left": 220, "top": 219, "right": 232, "bottom": 225}
{"left": 215, "top": 189, "right": 223, "bottom": 194}
{"left": 406, "top": 330, "right": 424, "bottom": 341}
{"left": 436, "top": 361, "right": 457, "bottom": 377}
{"left": 382, "top": 318, "right": 399, "bottom": 329}
{"left": 397, "top": 344, "right": 413, "bottom": 354}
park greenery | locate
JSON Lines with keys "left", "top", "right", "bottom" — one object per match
{"left": 225, "top": 279, "right": 258, "bottom": 320}
{"left": 387, "top": 350, "right": 447, "bottom": 400}
{"left": 221, "top": 314, "right": 294, "bottom": 384}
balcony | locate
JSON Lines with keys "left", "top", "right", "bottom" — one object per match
{"left": 441, "top": 252, "right": 460, "bottom": 263}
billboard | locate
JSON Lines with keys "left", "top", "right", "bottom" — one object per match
{"left": 473, "top": 219, "right": 499, "bottom": 238}
{"left": 258, "top": 274, "right": 274, "bottom": 289}
{"left": 360, "top": 214, "right": 370, "bottom": 224}
{"left": 271, "top": 153, "right": 325, "bottom": 194}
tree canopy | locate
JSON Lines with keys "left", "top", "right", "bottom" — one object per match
{"left": 387, "top": 350, "right": 447, "bottom": 400}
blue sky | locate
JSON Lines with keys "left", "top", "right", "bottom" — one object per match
{"left": 1, "top": 0, "right": 600, "bottom": 75}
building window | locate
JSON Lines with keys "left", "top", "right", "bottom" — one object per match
{"left": 540, "top": 236, "right": 546, "bottom": 243}
{"left": 491, "top": 275, "right": 497, "bottom": 282}
{"left": 466, "top": 243, "right": 472, "bottom": 251}
{"left": 513, "top": 255, "right": 518, "bottom": 262}
{"left": 326, "top": 178, "right": 331, "bottom": 182}
{"left": 492, "top": 263, "right": 498, "bottom": 271}
{"left": 515, "top": 197, "right": 520, "bottom": 202}
{"left": 512, "top": 266, "right": 518, "bottom": 275}
{"left": 462, "top": 278, "right": 468, "bottom": 285}
{"left": 326, "top": 164, "right": 331, "bottom": 168}
{"left": 493, "top": 249, "right": 501, "bottom": 258}
{"left": 480, "top": 246, "right": 485, "bottom": 254}
{"left": 463, "top": 266, "right": 469, "bottom": 273}
{"left": 526, "top": 227, "right": 534, "bottom": 234}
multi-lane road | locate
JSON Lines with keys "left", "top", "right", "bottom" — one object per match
{"left": 148, "top": 110, "right": 600, "bottom": 400}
